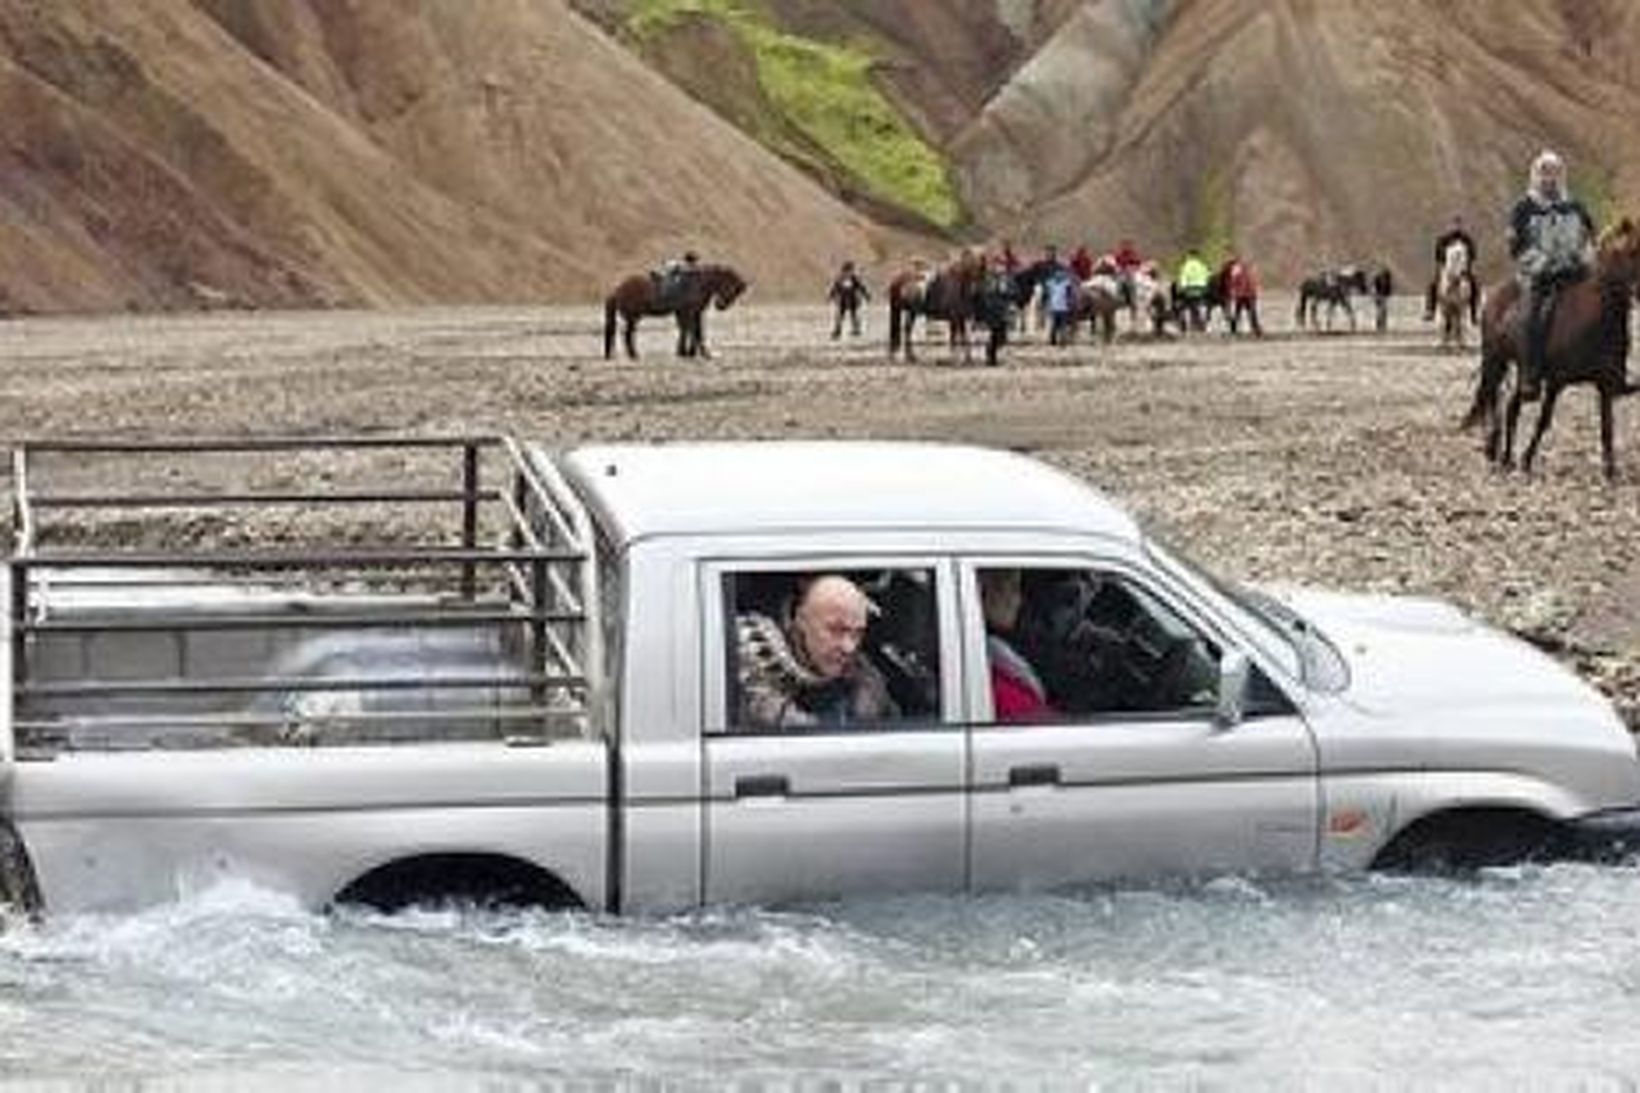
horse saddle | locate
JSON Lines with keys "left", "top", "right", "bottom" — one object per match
{"left": 652, "top": 270, "right": 690, "bottom": 308}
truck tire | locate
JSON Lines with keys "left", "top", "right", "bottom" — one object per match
{"left": 1371, "top": 808, "right": 1568, "bottom": 873}
{"left": 332, "top": 853, "right": 584, "bottom": 913}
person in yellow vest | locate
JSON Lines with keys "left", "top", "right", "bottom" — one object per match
{"left": 1175, "top": 249, "right": 1211, "bottom": 332}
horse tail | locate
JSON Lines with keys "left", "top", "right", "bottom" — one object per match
{"left": 603, "top": 296, "right": 617, "bottom": 359}
{"left": 1462, "top": 346, "right": 1509, "bottom": 431}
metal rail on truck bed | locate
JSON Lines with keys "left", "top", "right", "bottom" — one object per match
{"left": 4, "top": 436, "right": 602, "bottom": 753}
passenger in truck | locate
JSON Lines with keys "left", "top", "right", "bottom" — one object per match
{"left": 735, "top": 574, "right": 900, "bottom": 730}
{"left": 978, "top": 568, "right": 1056, "bottom": 723}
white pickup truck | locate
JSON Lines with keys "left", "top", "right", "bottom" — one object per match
{"left": 4, "top": 436, "right": 1639, "bottom": 917}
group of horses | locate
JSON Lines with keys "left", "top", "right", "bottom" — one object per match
{"left": 603, "top": 251, "right": 1254, "bottom": 370}
{"left": 601, "top": 222, "right": 1640, "bottom": 479}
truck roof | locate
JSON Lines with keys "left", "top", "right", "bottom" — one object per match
{"left": 555, "top": 442, "right": 1142, "bottom": 547}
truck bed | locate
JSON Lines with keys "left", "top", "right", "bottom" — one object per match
{"left": 6, "top": 436, "right": 603, "bottom": 756}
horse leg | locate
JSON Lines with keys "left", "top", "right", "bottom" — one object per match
{"left": 1600, "top": 389, "right": 1617, "bottom": 482}
{"left": 693, "top": 311, "right": 711, "bottom": 360}
{"left": 1501, "top": 387, "right": 1524, "bottom": 470}
{"left": 1520, "top": 384, "right": 1562, "bottom": 473}
{"left": 624, "top": 316, "right": 639, "bottom": 360}
{"left": 905, "top": 312, "right": 918, "bottom": 361}
{"left": 603, "top": 300, "right": 618, "bottom": 359}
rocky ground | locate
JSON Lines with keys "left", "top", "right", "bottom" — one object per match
{"left": 2, "top": 296, "right": 1638, "bottom": 724}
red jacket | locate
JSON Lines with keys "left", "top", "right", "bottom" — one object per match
{"left": 1070, "top": 246, "right": 1095, "bottom": 282}
{"left": 988, "top": 634, "right": 1055, "bottom": 723}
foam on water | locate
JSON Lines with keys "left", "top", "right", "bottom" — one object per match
{"left": 5, "top": 865, "right": 1640, "bottom": 1085}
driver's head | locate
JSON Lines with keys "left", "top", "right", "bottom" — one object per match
{"left": 793, "top": 575, "right": 872, "bottom": 680}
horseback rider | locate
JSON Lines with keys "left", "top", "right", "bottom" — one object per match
{"left": 1510, "top": 150, "right": 1595, "bottom": 399}
{"left": 1425, "top": 215, "right": 1479, "bottom": 325}
{"left": 657, "top": 250, "right": 701, "bottom": 306}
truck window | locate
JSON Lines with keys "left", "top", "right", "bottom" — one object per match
{"left": 978, "top": 567, "right": 1222, "bottom": 723}
{"left": 724, "top": 567, "right": 940, "bottom": 733}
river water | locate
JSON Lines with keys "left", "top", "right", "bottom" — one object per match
{"left": 4, "top": 864, "right": 1640, "bottom": 1088}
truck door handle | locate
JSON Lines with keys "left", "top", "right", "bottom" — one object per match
{"left": 1008, "top": 764, "right": 1061, "bottom": 788}
{"left": 734, "top": 774, "right": 790, "bottom": 799}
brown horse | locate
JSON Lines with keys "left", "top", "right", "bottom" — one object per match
{"left": 1462, "top": 218, "right": 1640, "bottom": 480}
{"left": 887, "top": 252, "right": 985, "bottom": 362}
{"left": 603, "top": 264, "right": 748, "bottom": 360}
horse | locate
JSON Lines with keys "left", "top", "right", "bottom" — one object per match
{"left": 603, "top": 264, "right": 748, "bottom": 360}
{"left": 1461, "top": 217, "right": 1640, "bottom": 481}
{"left": 1296, "top": 266, "right": 1370, "bottom": 331}
{"left": 1205, "top": 264, "right": 1235, "bottom": 331}
{"left": 1129, "top": 265, "right": 1172, "bottom": 336}
{"left": 1073, "top": 274, "right": 1126, "bottom": 343}
{"left": 887, "top": 252, "right": 986, "bottom": 362}
{"left": 1436, "top": 243, "right": 1474, "bottom": 350}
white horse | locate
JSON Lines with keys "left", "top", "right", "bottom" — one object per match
{"left": 1436, "top": 241, "right": 1473, "bottom": 349}
{"left": 1128, "top": 265, "right": 1171, "bottom": 336}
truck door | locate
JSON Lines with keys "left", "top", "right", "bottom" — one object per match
{"left": 962, "top": 559, "right": 1319, "bottom": 890}
{"left": 699, "top": 560, "right": 966, "bottom": 905}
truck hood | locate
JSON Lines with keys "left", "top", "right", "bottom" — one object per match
{"left": 1268, "top": 587, "right": 1603, "bottom": 716}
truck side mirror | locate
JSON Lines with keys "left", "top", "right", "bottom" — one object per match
{"left": 1214, "top": 650, "right": 1250, "bottom": 729}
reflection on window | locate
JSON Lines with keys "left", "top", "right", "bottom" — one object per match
{"left": 980, "top": 567, "right": 1222, "bottom": 724}
{"left": 726, "top": 568, "right": 940, "bottom": 733}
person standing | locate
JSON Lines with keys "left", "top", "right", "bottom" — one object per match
{"left": 827, "top": 261, "right": 870, "bottom": 339}
{"left": 1225, "top": 255, "right": 1262, "bottom": 336}
{"left": 1175, "top": 249, "right": 1211, "bottom": 332}
{"left": 1070, "top": 244, "right": 1095, "bottom": 283}
{"left": 1044, "top": 263, "right": 1076, "bottom": 346}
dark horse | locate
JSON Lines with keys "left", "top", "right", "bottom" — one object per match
{"left": 1296, "top": 266, "right": 1370, "bottom": 331}
{"left": 887, "top": 252, "right": 986, "bottom": 362}
{"left": 1462, "top": 218, "right": 1640, "bottom": 481}
{"left": 603, "top": 264, "right": 748, "bottom": 360}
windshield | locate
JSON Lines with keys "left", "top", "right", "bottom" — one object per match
{"left": 1144, "top": 536, "right": 1349, "bottom": 693}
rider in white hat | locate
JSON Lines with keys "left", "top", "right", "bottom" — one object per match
{"left": 1509, "top": 149, "right": 1595, "bottom": 399}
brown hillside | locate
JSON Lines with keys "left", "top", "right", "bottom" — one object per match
{"left": 0, "top": 0, "right": 891, "bottom": 313}
{"left": 963, "top": 0, "right": 1640, "bottom": 282}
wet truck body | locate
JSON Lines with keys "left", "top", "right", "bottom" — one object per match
{"left": 4, "top": 437, "right": 1639, "bottom": 916}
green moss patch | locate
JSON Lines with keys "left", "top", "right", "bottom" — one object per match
{"left": 1187, "top": 168, "right": 1234, "bottom": 268}
{"left": 625, "top": 0, "right": 961, "bottom": 229}
{"left": 1571, "top": 161, "right": 1616, "bottom": 229}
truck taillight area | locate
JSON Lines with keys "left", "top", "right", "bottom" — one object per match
{"left": 5, "top": 436, "right": 604, "bottom": 754}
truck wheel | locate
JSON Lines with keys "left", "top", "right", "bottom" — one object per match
{"left": 1371, "top": 808, "right": 1568, "bottom": 873}
{"left": 333, "top": 853, "right": 584, "bottom": 913}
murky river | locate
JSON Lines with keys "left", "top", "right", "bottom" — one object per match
{"left": 6, "top": 865, "right": 1640, "bottom": 1088}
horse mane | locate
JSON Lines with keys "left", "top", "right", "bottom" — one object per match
{"left": 1596, "top": 217, "right": 1639, "bottom": 280}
